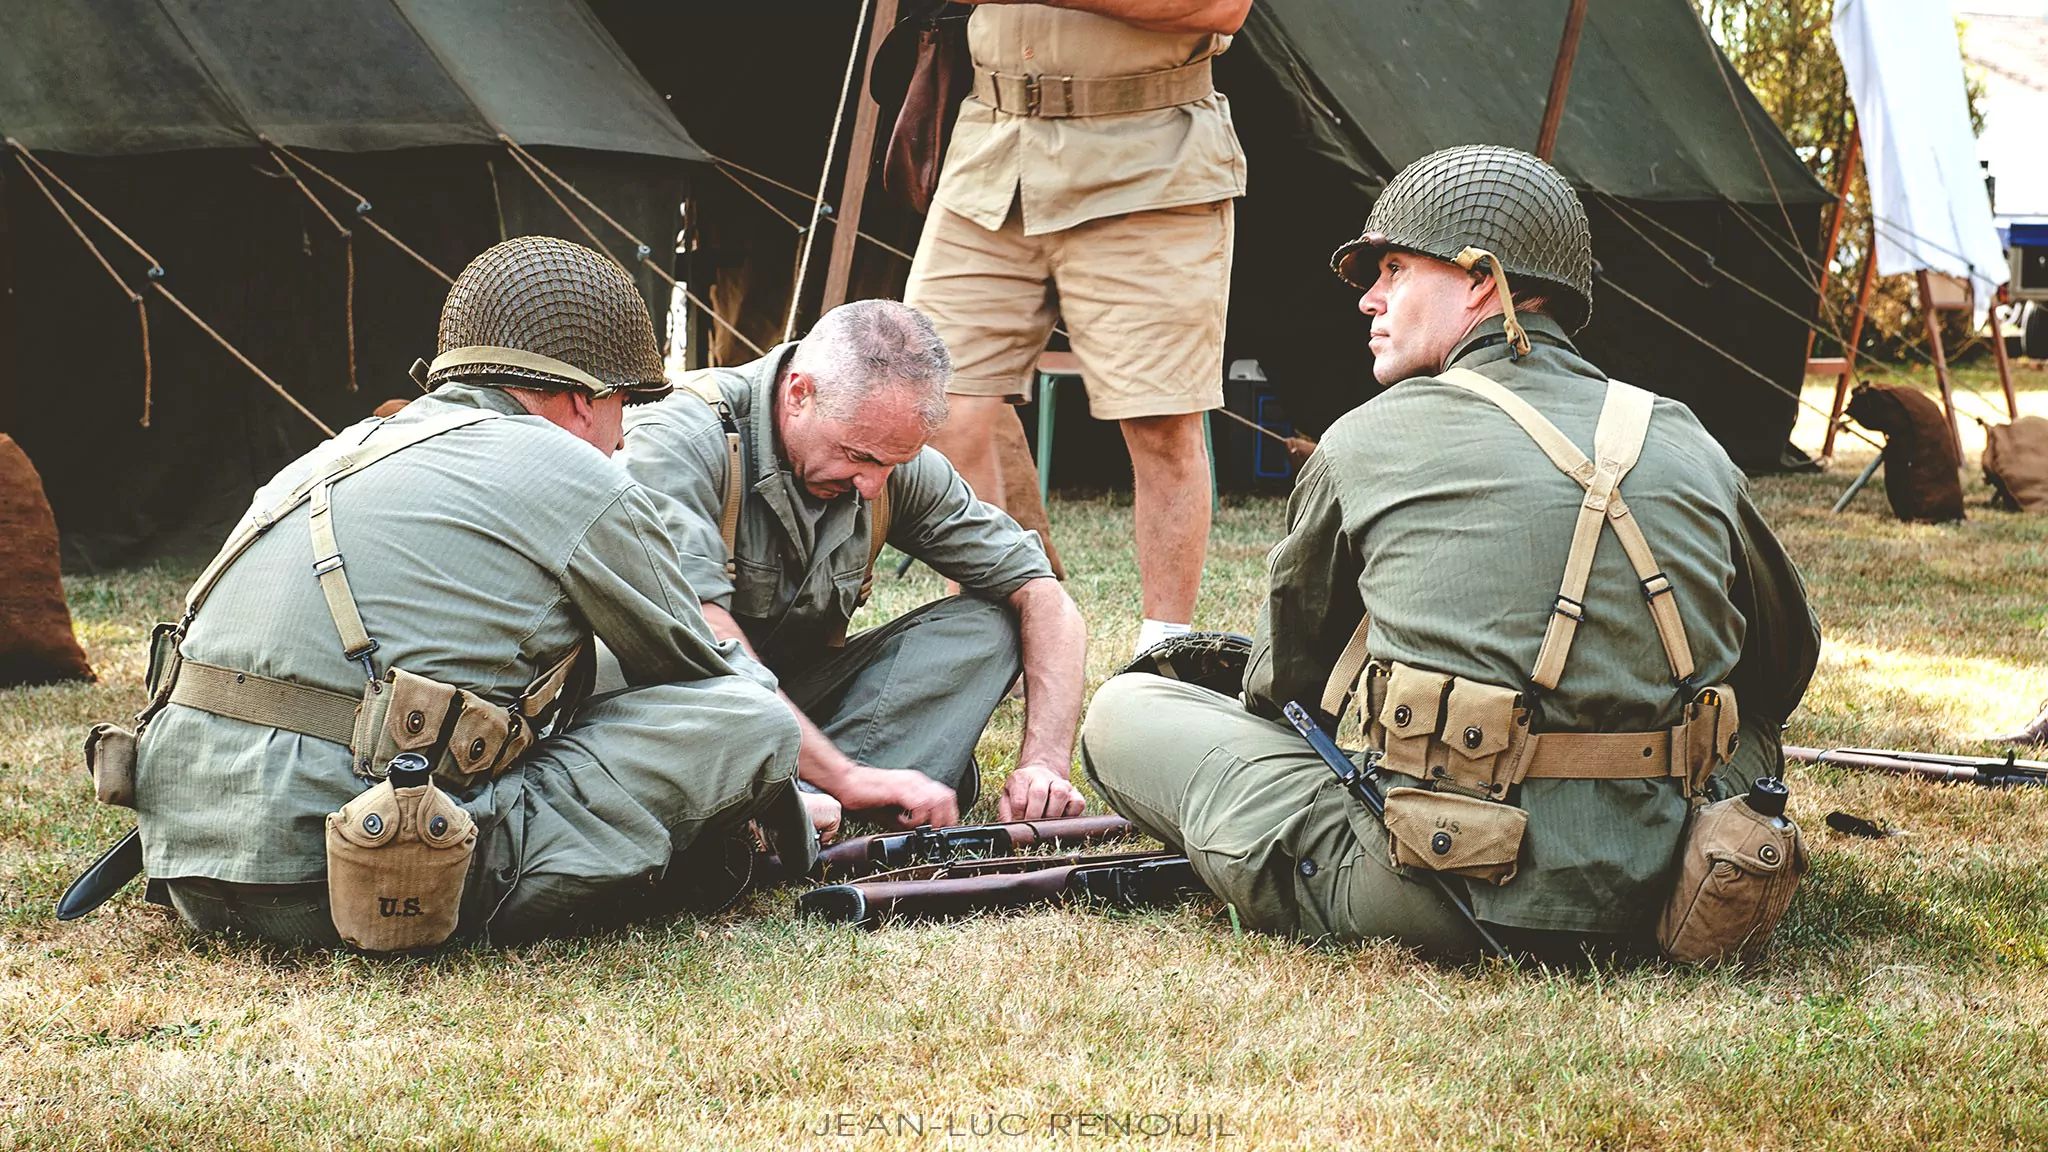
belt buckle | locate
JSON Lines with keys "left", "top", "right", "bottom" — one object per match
{"left": 1023, "top": 74, "right": 1042, "bottom": 116}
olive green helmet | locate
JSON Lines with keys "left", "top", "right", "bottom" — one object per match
{"left": 1330, "top": 145, "right": 1594, "bottom": 332}
{"left": 428, "top": 236, "right": 671, "bottom": 402}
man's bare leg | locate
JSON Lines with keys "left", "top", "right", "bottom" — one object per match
{"left": 927, "top": 393, "right": 1008, "bottom": 508}
{"left": 1122, "top": 412, "right": 1211, "bottom": 626}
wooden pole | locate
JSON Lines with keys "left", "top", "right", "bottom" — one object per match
{"left": 821, "top": 0, "right": 899, "bottom": 314}
{"left": 1535, "top": 0, "right": 1591, "bottom": 161}
{"left": 1821, "top": 229, "right": 1880, "bottom": 463}
{"left": 1917, "top": 268, "right": 1963, "bottom": 458}
{"left": 1805, "top": 129, "right": 1860, "bottom": 365}
{"left": 1990, "top": 286, "right": 2019, "bottom": 419}
{"left": 785, "top": 0, "right": 876, "bottom": 343}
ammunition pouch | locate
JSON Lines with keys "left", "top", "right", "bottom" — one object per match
{"left": 325, "top": 777, "right": 477, "bottom": 952}
{"left": 1656, "top": 792, "right": 1806, "bottom": 963}
{"left": 1357, "top": 660, "right": 1742, "bottom": 886}
{"left": 352, "top": 669, "right": 530, "bottom": 789}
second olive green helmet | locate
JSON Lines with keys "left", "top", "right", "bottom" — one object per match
{"left": 428, "top": 235, "right": 671, "bottom": 403}
{"left": 1330, "top": 145, "right": 1594, "bottom": 332}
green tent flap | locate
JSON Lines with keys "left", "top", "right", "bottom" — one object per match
{"left": 1260, "top": 0, "right": 1828, "bottom": 205}
{"left": 0, "top": 0, "right": 706, "bottom": 161}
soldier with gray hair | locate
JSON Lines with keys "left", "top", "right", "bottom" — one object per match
{"left": 615, "top": 300, "right": 1089, "bottom": 832}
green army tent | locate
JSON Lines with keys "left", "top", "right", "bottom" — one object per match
{"left": 600, "top": 0, "right": 1831, "bottom": 477}
{"left": 0, "top": 0, "right": 706, "bottom": 567}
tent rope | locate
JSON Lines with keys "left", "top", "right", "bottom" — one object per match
{"left": 786, "top": 0, "right": 876, "bottom": 343}
{"left": 497, "top": 142, "right": 765, "bottom": 358}
{"left": 1589, "top": 187, "right": 2013, "bottom": 429}
{"left": 266, "top": 141, "right": 457, "bottom": 286}
{"left": 9, "top": 151, "right": 154, "bottom": 426}
{"left": 269, "top": 150, "right": 357, "bottom": 393}
{"left": 1686, "top": 4, "right": 1812, "bottom": 290}
{"left": 9, "top": 139, "right": 334, "bottom": 437}
{"left": 709, "top": 157, "right": 915, "bottom": 262}
{"left": 1596, "top": 271, "right": 1885, "bottom": 452}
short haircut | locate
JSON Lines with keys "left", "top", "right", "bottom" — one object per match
{"left": 791, "top": 300, "right": 952, "bottom": 433}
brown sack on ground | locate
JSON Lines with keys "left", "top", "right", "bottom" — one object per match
{"left": 0, "top": 435, "right": 95, "bottom": 686}
{"left": 1982, "top": 414, "right": 2048, "bottom": 512}
{"left": 1845, "top": 384, "right": 1965, "bottom": 523}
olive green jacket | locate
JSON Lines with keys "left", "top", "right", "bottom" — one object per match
{"left": 1245, "top": 314, "right": 1821, "bottom": 934}
{"left": 617, "top": 344, "right": 1054, "bottom": 670}
{"left": 135, "top": 383, "right": 748, "bottom": 885}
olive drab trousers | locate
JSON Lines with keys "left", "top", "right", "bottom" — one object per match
{"left": 1080, "top": 673, "right": 1487, "bottom": 958}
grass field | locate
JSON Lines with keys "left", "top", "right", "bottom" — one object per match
{"left": 5, "top": 367, "right": 2048, "bottom": 1150}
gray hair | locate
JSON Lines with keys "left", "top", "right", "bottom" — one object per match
{"left": 790, "top": 300, "right": 952, "bottom": 433}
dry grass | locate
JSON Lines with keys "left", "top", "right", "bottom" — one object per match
{"left": 5, "top": 365, "right": 2048, "bottom": 1150}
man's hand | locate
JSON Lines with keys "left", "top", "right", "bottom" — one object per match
{"left": 834, "top": 765, "right": 961, "bottom": 831}
{"left": 801, "top": 790, "right": 844, "bottom": 846}
{"left": 998, "top": 763, "right": 1087, "bottom": 821}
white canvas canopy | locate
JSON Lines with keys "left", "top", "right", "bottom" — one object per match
{"left": 1833, "top": 0, "right": 2010, "bottom": 321}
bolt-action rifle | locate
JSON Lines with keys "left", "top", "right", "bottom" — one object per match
{"left": 798, "top": 849, "right": 1205, "bottom": 928}
{"left": 811, "top": 814, "right": 1134, "bottom": 880}
{"left": 1784, "top": 745, "right": 2048, "bottom": 788}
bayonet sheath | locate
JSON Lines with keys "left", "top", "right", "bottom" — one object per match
{"left": 56, "top": 828, "right": 145, "bottom": 921}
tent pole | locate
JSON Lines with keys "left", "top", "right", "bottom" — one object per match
{"left": 1916, "top": 268, "right": 1962, "bottom": 458}
{"left": 1535, "top": 0, "right": 1590, "bottom": 161}
{"left": 1805, "top": 127, "right": 1860, "bottom": 365}
{"left": 821, "top": 0, "right": 898, "bottom": 313}
{"left": 1990, "top": 286, "right": 2018, "bottom": 419}
{"left": 1821, "top": 234, "right": 1879, "bottom": 462}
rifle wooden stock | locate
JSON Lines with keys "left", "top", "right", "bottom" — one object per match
{"left": 811, "top": 814, "right": 1134, "bottom": 880}
{"left": 798, "top": 850, "right": 1203, "bottom": 927}
{"left": 1784, "top": 745, "right": 2048, "bottom": 787}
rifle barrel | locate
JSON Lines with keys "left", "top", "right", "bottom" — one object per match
{"left": 1783, "top": 745, "right": 2048, "bottom": 786}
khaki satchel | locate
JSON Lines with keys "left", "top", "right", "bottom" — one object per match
{"left": 870, "top": 3, "right": 973, "bottom": 216}
{"left": 1657, "top": 791, "right": 1807, "bottom": 963}
{"left": 1983, "top": 414, "right": 2048, "bottom": 512}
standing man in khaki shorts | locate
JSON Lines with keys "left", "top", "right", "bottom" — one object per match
{"left": 904, "top": 0, "right": 1250, "bottom": 656}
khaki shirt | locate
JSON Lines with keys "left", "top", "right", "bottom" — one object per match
{"left": 1244, "top": 314, "right": 1821, "bottom": 934}
{"left": 135, "top": 383, "right": 744, "bottom": 885}
{"left": 934, "top": 4, "right": 1248, "bottom": 235}
{"left": 617, "top": 345, "right": 1055, "bottom": 671}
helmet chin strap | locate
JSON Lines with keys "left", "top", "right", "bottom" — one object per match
{"left": 1454, "top": 246, "right": 1531, "bottom": 359}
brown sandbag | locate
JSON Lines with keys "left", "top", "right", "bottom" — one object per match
{"left": 1844, "top": 384, "right": 1964, "bottom": 523}
{"left": 0, "top": 436, "right": 95, "bottom": 685}
{"left": 1982, "top": 414, "right": 2048, "bottom": 512}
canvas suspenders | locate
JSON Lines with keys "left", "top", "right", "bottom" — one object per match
{"left": 678, "top": 372, "right": 892, "bottom": 646}
{"left": 1316, "top": 370, "right": 1716, "bottom": 785}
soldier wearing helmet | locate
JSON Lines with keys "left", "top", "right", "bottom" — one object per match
{"left": 1080, "top": 147, "right": 1820, "bottom": 960}
{"left": 130, "top": 237, "right": 811, "bottom": 948}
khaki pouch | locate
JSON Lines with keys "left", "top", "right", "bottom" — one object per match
{"left": 1675, "top": 684, "right": 1741, "bottom": 795}
{"left": 1657, "top": 793, "right": 1806, "bottom": 963}
{"left": 351, "top": 668, "right": 528, "bottom": 788}
{"left": 1377, "top": 663, "right": 1450, "bottom": 779}
{"left": 1440, "top": 677, "right": 1526, "bottom": 794}
{"left": 83, "top": 722, "right": 138, "bottom": 809}
{"left": 325, "top": 779, "right": 477, "bottom": 952}
{"left": 1382, "top": 786, "right": 1527, "bottom": 886}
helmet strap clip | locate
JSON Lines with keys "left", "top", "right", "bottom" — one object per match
{"left": 1455, "top": 247, "right": 1532, "bottom": 359}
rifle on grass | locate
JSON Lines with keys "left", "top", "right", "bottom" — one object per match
{"left": 1784, "top": 745, "right": 2048, "bottom": 788}
{"left": 798, "top": 849, "right": 1205, "bottom": 927}
{"left": 812, "top": 813, "right": 1134, "bottom": 880}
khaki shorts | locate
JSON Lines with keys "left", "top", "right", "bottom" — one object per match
{"left": 904, "top": 200, "right": 1232, "bottom": 421}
